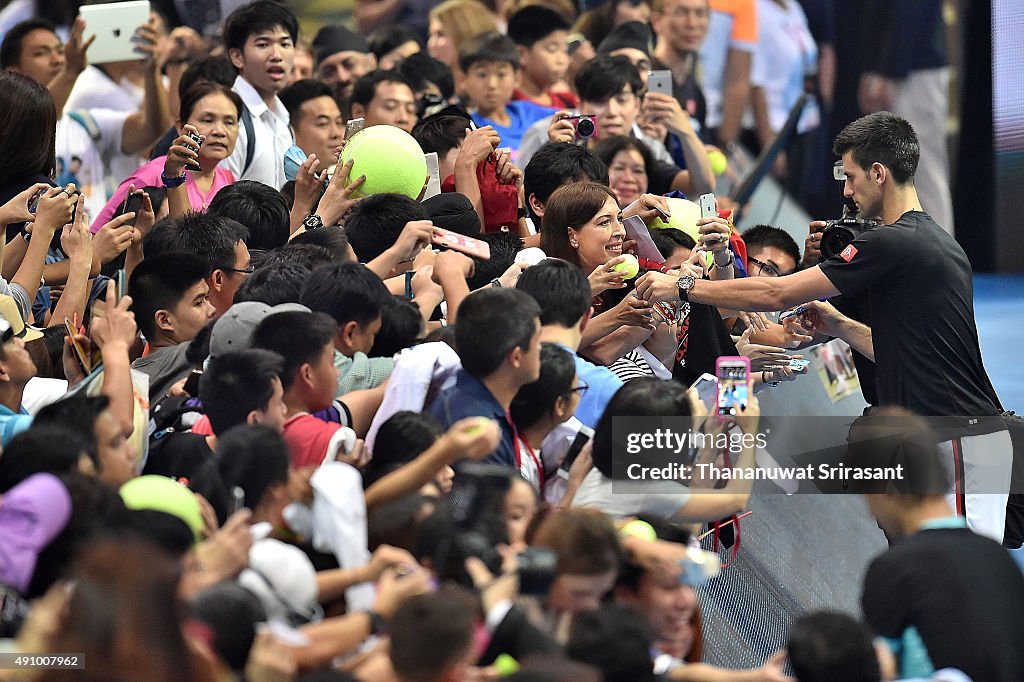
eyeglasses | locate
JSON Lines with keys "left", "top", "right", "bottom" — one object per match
{"left": 568, "top": 378, "right": 589, "bottom": 398}
{"left": 222, "top": 263, "right": 256, "bottom": 275}
{"left": 747, "top": 256, "right": 781, "bottom": 278}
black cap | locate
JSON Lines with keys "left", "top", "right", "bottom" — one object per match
{"left": 423, "top": 193, "right": 480, "bottom": 236}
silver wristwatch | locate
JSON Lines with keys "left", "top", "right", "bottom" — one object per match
{"left": 676, "top": 275, "right": 696, "bottom": 302}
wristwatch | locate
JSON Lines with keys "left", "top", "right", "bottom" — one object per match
{"left": 161, "top": 171, "right": 187, "bottom": 188}
{"left": 302, "top": 214, "right": 324, "bottom": 230}
{"left": 676, "top": 274, "right": 696, "bottom": 302}
{"left": 366, "top": 610, "right": 388, "bottom": 635}
{"left": 714, "top": 249, "right": 735, "bottom": 268}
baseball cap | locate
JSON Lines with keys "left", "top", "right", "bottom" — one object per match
{"left": 209, "top": 302, "right": 309, "bottom": 359}
{"left": 119, "top": 475, "right": 204, "bottom": 541}
{"left": 0, "top": 473, "right": 72, "bottom": 593}
{"left": 238, "top": 538, "right": 322, "bottom": 625}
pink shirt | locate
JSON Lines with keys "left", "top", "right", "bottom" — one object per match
{"left": 90, "top": 156, "right": 236, "bottom": 233}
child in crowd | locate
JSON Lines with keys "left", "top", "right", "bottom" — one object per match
{"left": 460, "top": 32, "right": 556, "bottom": 158}
{"left": 507, "top": 5, "right": 577, "bottom": 109}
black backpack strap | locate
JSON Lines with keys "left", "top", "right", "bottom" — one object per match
{"left": 241, "top": 107, "right": 256, "bottom": 176}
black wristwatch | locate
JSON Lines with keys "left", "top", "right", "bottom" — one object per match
{"left": 302, "top": 213, "right": 324, "bottom": 230}
{"left": 676, "top": 275, "right": 696, "bottom": 302}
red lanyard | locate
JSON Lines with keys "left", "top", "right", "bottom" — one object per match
{"left": 506, "top": 411, "right": 544, "bottom": 491}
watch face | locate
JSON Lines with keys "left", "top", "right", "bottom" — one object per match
{"left": 303, "top": 215, "right": 323, "bottom": 229}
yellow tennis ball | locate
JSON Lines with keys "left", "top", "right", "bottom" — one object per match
{"left": 612, "top": 253, "right": 639, "bottom": 279}
{"left": 621, "top": 519, "right": 658, "bottom": 541}
{"left": 493, "top": 654, "right": 520, "bottom": 676}
{"left": 649, "top": 197, "right": 702, "bottom": 243}
{"left": 339, "top": 125, "right": 428, "bottom": 199}
{"left": 708, "top": 149, "right": 728, "bottom": 176}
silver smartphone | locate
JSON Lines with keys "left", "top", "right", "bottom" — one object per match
{"left": 647, "top": 70, "right": 673, "bottom": 96}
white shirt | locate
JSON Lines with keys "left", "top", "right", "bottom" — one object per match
{"left": 222, "top": 75, "right": 293, "bottom": 189}
{"left": 572, "top": 468, "right": 692, "bottom": 520}
{"left": 750, "top": 0, "right": 820, "bottom": 135}
{"left": 55, "top": 109, "right": 129, "bottom": 222}
{"left": 66, "top": 67, "right": 148, "bottom": 191}
{"left": 698, "top": 5, "right": 758, "bottom": 131}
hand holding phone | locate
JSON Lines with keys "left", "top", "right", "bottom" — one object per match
{"left": 715, "top": 356, "right": 751, "bottom": 418}
{"left": 431, "top": 228, "right": 492, "bottom": 260}
{"left": 64, "top": 317, "right": 91, "bottom": 375}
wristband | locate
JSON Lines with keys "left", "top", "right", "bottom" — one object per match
{"left": 161, "top": 171, "right": 187, "bottom": 188}
{"left": 762, "top": 370, "right": 780, "bottom": 387}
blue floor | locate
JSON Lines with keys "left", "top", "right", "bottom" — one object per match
{"left": 975, "top": 276, "right": 1024, "bottom": 568}
{"left": 974, "top": 274, "right": 1024, "bottom": 410}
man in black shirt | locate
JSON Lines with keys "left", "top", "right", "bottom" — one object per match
{"left": 857, "top": 409, "right": 1024, "bottom": 682}
{"left": 635, "top": 112, "right": 1011, "bottom": 542}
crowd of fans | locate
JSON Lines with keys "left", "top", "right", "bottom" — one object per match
{"left": 0, "top": 0, "right": 1020, "bottom": 681}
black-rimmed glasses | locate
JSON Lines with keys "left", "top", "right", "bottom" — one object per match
{"left": 748, "top": 255, "right": 781, "bottom": 278}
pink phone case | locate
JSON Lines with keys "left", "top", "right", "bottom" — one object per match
{"left": 432, "top": 228, "right": 492, "bottom": 260}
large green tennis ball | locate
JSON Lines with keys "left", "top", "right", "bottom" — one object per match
{"left": 120, "top": 475, "right": 204, "bottom": 541}
{"left": 708, "top": 148, "right": 728, "bottom": 175}
{"left": 648, "top": 196, "right": 702, "bottom": 243}
{"left": 340, "top": 125, "right": 429, "bottom": 199}
{"left": 612, "top": 253, "right": 639, "bottom": 278}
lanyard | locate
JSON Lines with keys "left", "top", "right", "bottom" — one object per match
{"left": 506, "top": 411, "right": 544, "bottom": 491}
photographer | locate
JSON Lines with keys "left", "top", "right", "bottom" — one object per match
{"left": 636, "top": 112, "right": 1011, "bottom": 543}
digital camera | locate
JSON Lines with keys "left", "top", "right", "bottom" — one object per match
{"left": 567, "top": 115, "right": 597, "bottom": 141}
{"left": 819, "top": 197, "right": 881, "bottom": 261}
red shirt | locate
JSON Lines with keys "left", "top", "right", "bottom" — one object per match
{"left": 513, "top": 88, "right": 578, "bottom": 110}
{"left": 283, "top": 413, "right": 344, "bottom": 468}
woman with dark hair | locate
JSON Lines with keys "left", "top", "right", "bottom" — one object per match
{"left": 0, "top": 69, "right": 58, "bottom": 230}
{"left": 539, "top": 181, "right": 668, "bottom": 367}
{"left": 525, "top": 506, "right": 625, "bottom": 641}
{"left": 91, "top": 81, "right": 242, "bottom": 230}
{"left": 593, "top": 135, "right": 656, "bottom": 209}
{"left": 573, "top": 377, "right": 760, "bottom": 522}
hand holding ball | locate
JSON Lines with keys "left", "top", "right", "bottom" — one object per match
{"left": 611, "top": 253, "right": 640, "bottom": 279}
{"left": 338, "top": 126, "right": 428, "bottom": 200}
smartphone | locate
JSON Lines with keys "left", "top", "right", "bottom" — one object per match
{"left": 690, "top": 372, "right": 718, "bottom": 412}
{"left": 789, "top": 358, "right": 810, "bottom": 372}
{"left": 63, "top": 317, "right": 91, "bottom": 375}
{"left": 183, "top": 368, "right": 203, "bottom": 397}
{"left": 715, "top": 356, "right": 751, "bottom": 417}
{"left": 432, "top": 228, "right": 492, "bottom": 260}
{"left": 119, "top": 193, "right": 143, "bottom": 226}
{"left": 116, "top": 268, "right": 126, "bottom": 300}
{"left": 344, "top": 117, "right": 365, "bottom": 141}
{"left": 184, "top": 131, "right": 203, "bottom": 172}
{"left": 559, "top": 426, "right": 593, "bottom": 474}
{"left": 699, "top": 193, "right": 717, "bottom": 219}
{"left": 647, "top": 70, "right": 673, "bottom": 96}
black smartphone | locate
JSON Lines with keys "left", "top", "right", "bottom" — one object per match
{"left": 185, "top": 131, "right": 203, "bottom": 172}
{"left": 119, "top": 193, "right": 143, "bottom": 226}
{"left": 559, "top": 427, "right": 593, "bottom": 473}
{"left": 183, "top": 368, "right": 203, "bottom": 397}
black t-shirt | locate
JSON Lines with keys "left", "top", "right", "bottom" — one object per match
{"left": 673, "top": 302, "right": 737, "bottom": 386}
{"left": 818, "top": 211, "right": 1001, "bottom": 419}
{"left": 862, "top": 526, "right": 1024, "bottom": 682}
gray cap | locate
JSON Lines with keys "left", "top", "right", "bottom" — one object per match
{"left": 209, "top": 302, "right": 310, "bottom": 359}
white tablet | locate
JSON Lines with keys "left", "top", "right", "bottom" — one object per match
{"left": 78, "top": 1, "right": 152, "bottom": 64}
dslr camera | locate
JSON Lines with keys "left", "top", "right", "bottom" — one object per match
{"left": 818, "top": 164, "right": 881, "bottom": 261}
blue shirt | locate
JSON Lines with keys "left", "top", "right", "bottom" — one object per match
{"left": 556, "top": 344, "right": 623, "bottom": 429}
{"left": 427, "top": 370, "right": 516, "bottom": 468}
{"left": 0, "top": 403, "right": 32, "bottom": 446}
{"left": 472, "top": 100, "right": 556, "bottom": 158}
